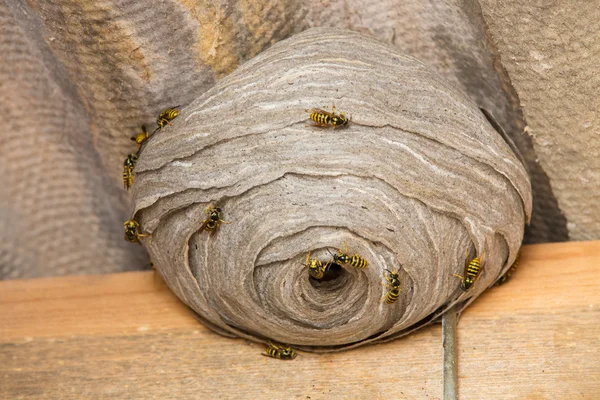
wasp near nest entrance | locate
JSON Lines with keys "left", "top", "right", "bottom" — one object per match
{"left": 122, "top": 152, "right": 138, "bottom": 190}
{"left": 201, "top": 205, "right": 231, "bottom": 231}
{"left": 124, "top": 219, "right": 149, "bottom": 243}
{"left": 262, "top": 341, "right": 297, "bottom": 360}
{"left": 496, "top": 249, "right": 521, "bottom": 286}
{"left": 130, "top": 125, "right": 149, "bottom": 148}
{"left": 332, "top": 243, "right": 368, "bottom": 269}
{"left": 381, "top": 268, "right": 402, "bottom": 304}
{"left": 453, "top": 250, "right": 484, "bottom": 292}
{"left": 305, "top": 251, "right": 326, "bottom": 279}
{"left": 305, "top": 105, "right": 349, "bottom": 128}
{"left": 156, "top": 106, "right": 180, "bottom": 130}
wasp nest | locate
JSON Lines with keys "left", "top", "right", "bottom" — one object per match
{"left": 131, "top": 28, "right": 531, "bottom": 351}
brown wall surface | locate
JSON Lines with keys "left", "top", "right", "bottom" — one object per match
{"left": 1, "top": 0, "right": 593, "bottom": 279}
{"left": 480, "top": 0, "right": 599, "bottom": 240}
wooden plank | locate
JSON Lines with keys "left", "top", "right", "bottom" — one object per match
{"left": 1, "top": 241, "right": 599, "bottom": 399}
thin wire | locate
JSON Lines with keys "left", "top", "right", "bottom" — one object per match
{"left": 442, "top": 307, "right": 458, "bottom": 400}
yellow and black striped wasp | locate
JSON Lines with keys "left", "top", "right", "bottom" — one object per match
{"left": 496, "top": 249, "right": 521, "bottom": 286}
{"left": 453, "top": 250, "right": 484, "bottom": 292}
{"left": 201, "top": 205, "right": 231, "bottom": 231}
{"left": 263, "top": 341, "right": 297, "bottom": 360}
{"left": 332, "top": 243, "right": 368, "bottom": 269}
{"left": 305, "top": 105, "right": 349, "bottom": 128}
{"left": 156, "top": 106, "right": 180, "bottom": 130}
{"left": 123, "top": 152, "right": 138, "bottom": 190}
{"left": 305, "top": 251, "right": 326, "bottom": 279}
{"left": 381, "top": 268, "right": 402, "bottom": 304}
{"left": 130, "top": 125, "right": 149, "bottom": 148}
{"left": 305, "top": 251, "right": 338, "bottom": 280}
{"left": 124, "top": 219, "right": 150, "bottom": 243}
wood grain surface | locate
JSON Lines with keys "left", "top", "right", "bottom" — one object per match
{"left": 1, "top": 241, "right": 598, "bottom": 399}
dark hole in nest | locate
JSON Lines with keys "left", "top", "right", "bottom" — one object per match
{"left": 309, "top": 263, "right": 345, "bottom": 288}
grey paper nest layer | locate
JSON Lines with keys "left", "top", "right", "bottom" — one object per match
{"left": 132, "top": 28, "right": 531, "bottom": 351}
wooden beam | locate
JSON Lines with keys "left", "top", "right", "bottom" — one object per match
{"left": 1, "top": 241, "right": 599, "bottom": 399}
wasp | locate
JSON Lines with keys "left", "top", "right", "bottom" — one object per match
{"left": 124, "top": 219, "right": 149, "bottom": 243}
{"left": 381, "top": 268, "right": 402, "bottom": 304}
{"left": 305, "top": 105, "right": 349, "bottom": 128}
{"left": 453, "top": 250, "right": 484, "bottom": 292}
{"left": 123, "top": 152, "right": 138, "bottom": 190}
{"left": 156, "top": 106, "right": 180, "bottom": 129}
{"left": 306, "top": 251, "right": 325, "bottom": 279}
{"left": 201, "top": 205, "right": 231, "bottom": 231}
{"left": 130, "top": 125, "right": 149, "bottom": 148}
{"left": 332, "top": 243, "right": 368, "bottom": 269}
{"left": 305, "top": 252, "right": 336, "bottom": 280}
{"left": 496, "top": 249, "right": 521, "bottom": 286}
{"left": 263, "top": 341, "right": 297, "bottom": 360}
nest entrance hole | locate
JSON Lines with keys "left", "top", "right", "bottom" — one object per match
{"left": 308, "top": 263, "right": 346, "bottom": 289}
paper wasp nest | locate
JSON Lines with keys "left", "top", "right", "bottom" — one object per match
{"left": 131, "top": 28, "right": 531, "bottom": 351}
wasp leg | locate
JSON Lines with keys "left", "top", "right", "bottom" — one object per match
{"left": 267, "top": 340, "right": 281, "bottom": 350}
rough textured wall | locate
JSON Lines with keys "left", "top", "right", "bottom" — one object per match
{"left": 0, "top": 0, "right": 577, "bottom": 279}
{"left": 0, "top": 0, "right": 147, "bottom": 278}
{"left": 479, "top": 0, "right": 599, "bottom": 240}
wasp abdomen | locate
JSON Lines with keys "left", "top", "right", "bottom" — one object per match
{"left": 130, "top": 125, "right": 149, "bottom": 147}
{"left": 382, "top": 268, "right": 402, "bottom": 304}
{"left": 310, "top": 111, "right": 330, "bottom": 125}
{"left": 157, "top": 107, "right": 180, "bottom": 129}
{"left": 385, "top": 288, "right": 400, "bottom": 304}
{"left": 350, "top": 255, "right": 368, "bottom": 269}
{"left": 455, "top": 252, "right": 483, "bottom": 292}
{"left": 123, "top": 153, "right": 138, "bottom": 190}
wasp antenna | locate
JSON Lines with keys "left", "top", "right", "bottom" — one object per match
{"left": 384, "top": 269, "right": 393, "bottom": 274}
